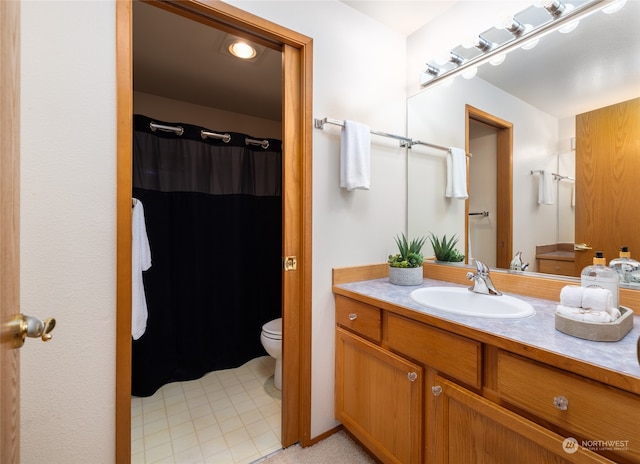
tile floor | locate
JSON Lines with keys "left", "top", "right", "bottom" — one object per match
{"left": 131, "top": 356, "right": 282, "bottom": 464}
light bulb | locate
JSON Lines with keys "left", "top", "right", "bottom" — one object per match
{"left": 462, "top": 67, "right": 478, "bottom": 79}
{"left": 228, "top": 42, "right": 256, "bottom": 59}
{"left": 603, "top": 0, "right": 627, "bottom": 14}
{"left": 520, "top": 24, "right": 538, "bottom": 50}
{"left": 559, "top": 19, "right": 579, "bottom": 34}
{"left": 490, "top": 53, "right": 506, "bottom": 66}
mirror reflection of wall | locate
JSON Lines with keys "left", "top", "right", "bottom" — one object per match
{"left": 468, "top": 120, "right": 497, "bottom": 268}
{"left": 408, "top": 77, "right": 558, "bottom": 272}
{"left": 407, "top": 0, "right": 640, "bottom": 273}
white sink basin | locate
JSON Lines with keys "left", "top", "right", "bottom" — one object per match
{"left": 410, "top": 287, "right": 535, "bottom": 319}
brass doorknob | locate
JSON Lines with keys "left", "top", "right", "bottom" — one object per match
{"left": 10, "top": 314, "right": 56, "bottom": 348}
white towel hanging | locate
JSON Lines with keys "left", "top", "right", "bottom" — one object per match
{"left": 132, "top": 198, "right": 152, "bottom": 340}
{"left": 340, "top": 120, "right": 371, "bottom": 191}
{"left": 445, "top": 147, "right": 468, "bottom": 199}
{"left": 538, "top": 170, "right": 555, "bottom": 205}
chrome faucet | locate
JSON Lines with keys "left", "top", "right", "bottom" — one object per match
{"left": 466, "top": 259, "right": 502, "bottom": 296}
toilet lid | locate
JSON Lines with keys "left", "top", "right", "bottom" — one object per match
{"left": 262, "top": 317, "right": 282, "bottom": 337}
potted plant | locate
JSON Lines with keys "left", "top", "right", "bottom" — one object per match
{"left": 428, "top": 233, "right": 465, "bottom": 263}
{"left": 388, "top": 233, "right": 427, "bottom": 285}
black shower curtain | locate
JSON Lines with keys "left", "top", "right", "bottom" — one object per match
{"left": 131, "top": 114, "right": 282, "bottom": 397}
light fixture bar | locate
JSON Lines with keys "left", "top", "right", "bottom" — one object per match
{"left": 420, "top": 0, "right": 609, "bottom": 89}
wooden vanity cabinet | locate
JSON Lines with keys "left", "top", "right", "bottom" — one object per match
{"left": 496, "top": 351, "right": 640, "bottom": 464}
{"left": 430, "top": 374, "right": 613, "bottom": 464}
{"left": 335, "top": 294, "right": 625, "bottom": 464}
{"left": 335, "top": 326, "right": 423, "bottom": 463}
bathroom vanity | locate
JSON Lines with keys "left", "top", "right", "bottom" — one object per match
{"left": 333, "top": 263, "right": 640, "bottom": 464}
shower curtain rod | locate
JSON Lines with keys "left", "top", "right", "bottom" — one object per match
{"left": 314, "top": 116, "right": 471, "bottom": 156}
{"left": 150, "top": 121, "right": 184, "bottom": 136}
{"left": 148, "top": 121, "right": 271, "bottom": 149}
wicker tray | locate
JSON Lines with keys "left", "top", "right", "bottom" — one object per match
{"left": 555, "top": 306, "right": 634, "bottom": 342}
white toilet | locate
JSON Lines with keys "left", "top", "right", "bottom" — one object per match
{"left": 260, "top": 317, "right": 283, "bottom": 390}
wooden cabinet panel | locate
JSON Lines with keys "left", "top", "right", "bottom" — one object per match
{"left": 335, "top": 295, "right": 381, "bottom": 342}
{"left": 336, "top": 327, "right": 423, "bottom": 464}
{"left": 575, "top": 97, "right": 640, "bottom": 272}
{"left": 537, "top": 259, "right": 576, "bottom": 277}
{"left": 497, "top": 351, "right": 640, "bottom": 463}
{"left": 431, "top": 375, "right": 615, "bottom": 464}
{"left": 385, "top": 312, "right": 482, "bottom": 388}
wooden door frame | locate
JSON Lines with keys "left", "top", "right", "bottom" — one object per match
{"left": 465, "top": 105, "right": 513, "bottom": 269}
{"left": 1, "top": 2, "right": 21, "bottom": 463}
{"left": 115, "top": 1, "right": 313, "bottom": 461}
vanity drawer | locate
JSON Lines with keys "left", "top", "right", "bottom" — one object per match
{"left": 335, "top": 295, "right": 381, "bottom": 342}
{"left": 497, "top": 351, "right": 640, "bottom": 463}
{"left": 384, "top": 313, "right": 481, "bottom": 388}
{"left": 537, "top": 258, "right": 575, "bottom": 277}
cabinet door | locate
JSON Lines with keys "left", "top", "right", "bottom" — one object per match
{"left": 429, "top": 375, "right": 615, "bottom": 464}
{"left": 336, "top": 327, "right": 423, "bottom": 464}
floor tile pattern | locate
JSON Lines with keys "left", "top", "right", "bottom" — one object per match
{"left": 132, "top": 356, "right": 281, "bottom": 464}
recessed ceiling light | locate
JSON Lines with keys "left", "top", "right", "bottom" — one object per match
{"left": 228, "top": 41, "right": 256, "bottom": 60}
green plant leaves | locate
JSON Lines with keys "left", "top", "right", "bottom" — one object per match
{"left": 428, "top": 233, "right": 465, "bottom": 262}
{"left": 388, "top": 233, "right": 426, "bottom": 268}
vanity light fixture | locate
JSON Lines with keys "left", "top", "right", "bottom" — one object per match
{"left": 463, "top": 35, "right": 494, "bottom": 52}
{"left": 498, "top": 16, "right": 527, "bottom": 36}
{"left": 541, "top": 0, "right": 566, "bottom": 17}
{"left": 420, "top": 0, "right": 622, "bottom": 89}
{"left": 425, "top": 64, "right": 441, "bottom": 76}
{"left": 449, "top": 51, "right": 465, "bottom": 66}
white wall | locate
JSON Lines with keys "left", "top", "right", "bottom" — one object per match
{"left": 225, "top": 0, "right": 408, "bottom": 438}
{"left": 20, "top": 1, "right": 116, "bottom": 462}
{"left": 20, "top": 0, "right": 407, "bottom": 460}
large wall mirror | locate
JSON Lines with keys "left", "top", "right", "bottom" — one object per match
{"left": 408, "top": 1, "right": 640, "bottom": 280}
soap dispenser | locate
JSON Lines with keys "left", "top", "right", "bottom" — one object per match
{"left": 581, "top": 251, "right": 619, "bottom": 308}
{"left": 609, "top": 246, "right": 640, "bottom": 286}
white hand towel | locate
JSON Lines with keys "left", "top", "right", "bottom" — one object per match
{"left": 606, "top": 306, "right": 622, "bottom": 321}
{"left": 559, "top": 285, "right": 584, "bottom": 308}
{"left": 556, "top": 304, "right": 612, "bottom": 323}
{"left": 571, "top": 183, "right": 576, "bottom": 207}
{"left": 581, "top": 287, "right": 613, "bottom": 312}
{"left": 445, "top": 147, "right": 468, "bottom": 199}
{"left": 132, "top": 199, "right": 152, "bottom": 340}
{"left": 340, "top": 120, "right": 371, "bottom": 191}
{"left": 538, "top": 170, "right": 554, "bottom": 205}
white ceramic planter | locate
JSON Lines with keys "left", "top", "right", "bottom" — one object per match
{"left": 388, "top": 266, "right": 423, "bottom": 286}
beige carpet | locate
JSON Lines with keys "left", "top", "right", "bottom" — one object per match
{"left": 254, "top": 431, "right": 377, "bottom": 464}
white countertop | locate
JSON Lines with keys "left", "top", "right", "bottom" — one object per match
{"left": 335, "top": 277, "right": 640, "bottom": 380}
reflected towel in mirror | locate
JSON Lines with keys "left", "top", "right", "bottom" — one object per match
{"left": 538, "top": 170, "right": 555, "bottom": 205}
{"left": 445, "top": 147, "right": 468, "bottom": 199}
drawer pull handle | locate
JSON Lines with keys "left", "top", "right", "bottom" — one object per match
{"left": 407, "top": 372, "right": 418, "bottom": 382}
{"left": 432, "top": 385, "right": 442, "bottom": 396}
{"left": 553, "top": 395, "right": 569, "bottom": 410}
{"left": 348, "top": 313, "right": 357, "bottom": 321}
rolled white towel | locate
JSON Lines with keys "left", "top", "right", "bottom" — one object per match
{"left": 556, "top": 304, "right": 613, "bottom": 323}
{"left": 559, "top": 285, "right": 584, "bottom": 308}
{"left": 581, "top": 287, "right": 613, "bottom": 312}
{"left": 606, "top": 306, "right": 622, "bottom": 321}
